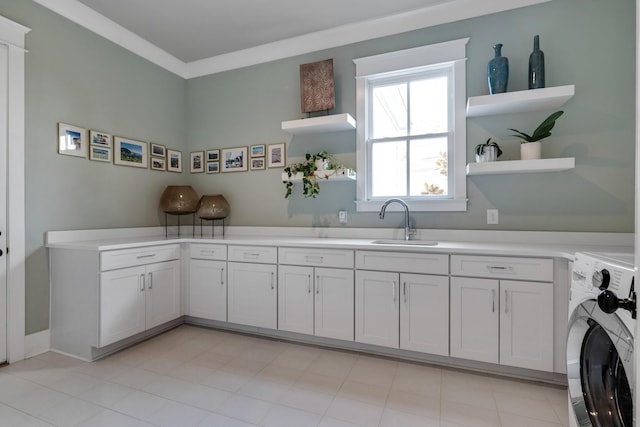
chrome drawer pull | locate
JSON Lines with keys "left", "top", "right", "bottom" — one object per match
{"left": 491, "top": 289, "right": 496, "bottom": 312}
{"left": 140, "top": 274, "right": 145, "bottom": 291}
{"left": 486, "top": 265, "right": 514, "bottom": 272}
{"left": 243, "top": 252, "right": 260, "bottom": 259}
{"left": 136, "top": 254, "right": 156, "bottom": 260}
{"left": 308, "top": 274, "right": 312, "bottom": 294}
{"left": 220, "top": 268, "right": 225, "bottom": 285}
{"left": 148, "top": 272, "right": 153, "bottom": 289}
{"left": 392, "top": 282, "right": 396, "bottom": 302}
{"left": 305, "top": 255, "right": 324, "bottom": 263}
{"left": 316, "top": 275, "right": 320, "bottom": 294}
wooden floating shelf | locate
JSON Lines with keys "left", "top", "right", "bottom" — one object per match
{"left": 281, "top": 169, "right": 356, "bottom": 182}
{"left": 466, "top": 85, "right": 575, "bottom": 117}
{"left": 466, "top": 158, "right": 575, "bottom": 176}
{"left": 281, "top": 113, "right": 356, "bottom": 134}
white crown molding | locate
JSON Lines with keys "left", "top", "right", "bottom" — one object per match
{"left": 34, "top": 0, "right": 551, "bottom": 79}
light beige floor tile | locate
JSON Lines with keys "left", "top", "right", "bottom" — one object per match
{"left": 217, "top": 394, "right": 274, "bottom": 425}
{"left": 261, "top": 404, "right": 322, "bottom": 427}
{"left": 317, "top": 416, "right": 362, "bottom": 427}
{"left": 347, "top": 363, "right": 396, "bottom": 389}
{"left": 173, "top": 383, "right": 232, "bottom": 411}
{"left": 378, "top": 408, "right": 440, "bottom": 427}
{"left": 5, "top": 385, "right": 68, "bottom": 415}
{"left": 238, "top": 377, "right": 291, "bottom": 403}
{"left": 495, "top": 391, "right": 562, "bottom": 424}
{"left": 279, "top": 386, "right": 335, "bottom": 415}
{"left": 325, "top": 396, "right": 383, "bottom": 427}
{"left": 79, "top": 381, "right": 135, "bottom": 407}
{"left": 441, "top": 400, "right": 502, "bottom": 427}
{"left": 295, "top": 371, "right": 344, "bottom": 395}
{"left": 337, "top": 380, "right": 389, "bottom": 406}
{"left": 137, "top": 354, "right": 184, "bottom": 374}
{"left": 196, "top": 412, "right": 259, "bottom": 427}
{"left": 385, "top": 388, "right": 440, "bottom": 419}
{"left": 201, "top": 369, "right": 253, "bottom": 392}
{"left": 38, "top": 396, "right": 104, "bottom": 426}
{"left": 78, "top": 409, "right": 157, "bottom": 427}
{"left": 147, "top": 401, "right": 210, "bottom": 427}
{"left": 221, "top": 357, "right": 270, "bottom": 376}
{"left": 109, "top": 366, "right": 162, "bottom": 389}
{"left": 441, "top": 369, "right": 495, "bottom": 391}
{"left": 500, "top": 411, "right": 568, "bottom": 427}
{"left": 141, "top": 374, "right": 196, "bottom": 400}
{"left": 167, "top": 361, "right": 218, "bottom": 383}
{"left": 271, "top": 346, "right": 320, "bottom": 371}
{"left": 256, "top": 363, "right": 304, "bottom": 386}
{"left": 0, "top": 402, "right": 54, "bottom": 427}
{"left": 391, "top": 368, "right": 441, "bottom": 398}
{"left": 441, "top": 378, "right": 498, "bottom": 410}
{"left": 110, "top": 390, "right": 172, "bottom": 420}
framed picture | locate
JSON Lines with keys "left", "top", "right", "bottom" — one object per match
{"left": 251, "top": 144, "right": 265, "bottom": 158}
{"left": 207, "top": 161, "right": 220, "bottom": 174}
{"left": 150, "top": 143, "right": 166, "bottom": 158}
{"left": 267, "top": 143, "right": 286, "bottom": 168}
{"left": 207, "top": 149, "right": 219, "bottom": 162}
{"left": 221, "top": 146, "right": 248, "bottom": 172}
{"left": 89, "top": 130, "right": 112, "bottom": 148}
{"left": 89, "top": 145, "right": 112, "bottom": 162}
{"left": 151, "top": 157, "right": 166, "bottom": 171}
{"left": 114, "top": 137, "right": 148, "bottom": 168}
{"left": 58, "top": 122, "right": 87, "bottom": 158}
{"left": 251, "top": 157, "right": 265, "bottom": 170}
{"left": 190, "top": 151, "right": 204, "bottom": 173}
{"left": 167, "top": 149, "right": 182, "bottom": 172}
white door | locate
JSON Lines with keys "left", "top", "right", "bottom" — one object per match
{"left": 145, "top": 260, "right": 181, "bottom": 329}
{"left": 0, "top": 44, "right": 7, "bottom": 363}
{"left": 99, "top": 266, "right": 146, "bottom": 347}
{"left": 189, "top": 259, "right": 227, "bottom": 321}
{"left": 315, "top": 267, "right": 354, "bottom": 341}
{"left": 278, "top": 265, "right": 314, "bottom": 334}
{"left": 355, "top": 270, "right": 399, "bottom": 348}
{"left": 400, "top": 273, "right": 449, "bottom": 356}
{"left": 450, "top": 276, "right": 499, "bottom": 364}
{"left": 500, "top": 280, "right": 554, "bottom": 371}
{"left": 227, "top": 262, "right": 277, "bottom": 329}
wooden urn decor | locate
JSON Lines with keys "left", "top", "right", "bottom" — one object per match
{"left": 300, "top": 58, "right": 335, "bottom": 114}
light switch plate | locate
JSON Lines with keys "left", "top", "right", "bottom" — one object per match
{"left": 487, "top": 209, "right": 499, "bottom": 224}
{"left": 338, "top": 210, "right": 348, "bottom": 224}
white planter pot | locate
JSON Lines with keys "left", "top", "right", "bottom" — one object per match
{"left": 315, "top": 159, "right": 328, "bottom": 170}
{"left": 475, "top": 146, "right": 499, "bottom": 163}
{"left": 520, "top": 142, "right": 542, "bottom": 160}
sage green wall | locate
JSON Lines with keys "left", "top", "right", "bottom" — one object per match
{"left": 1, "top": 0, "right": 635, "bottom": 335}
{"left": 187, "top": 0, "right": 636, "bottom": 233}
{"left": 1, "top": 1, "right": 188, "bottom": 334}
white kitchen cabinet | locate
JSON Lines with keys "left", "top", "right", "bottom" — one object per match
{"left": 450, "top": 255, "right": 554, "bottom": 371}
{"left": 100, "top": 259, "right": 180, "bottom": 347}
{"left": 189, "top": 244, "right": 227, "bottom": 322}
{"left": 400, "top": 273, "right": 449, "bottom": 355}
{"left": 355, "top": 270, "right": 399, "bottom": 348}
{"left": 278, "top": 265, "right": 354, "bottom": 340}
{"left": 227, "top": 261, "right": 277, "bottom": 329}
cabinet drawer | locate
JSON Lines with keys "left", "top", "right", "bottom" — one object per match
{"left": 279, "top": 247, "right": 354, "bottom": 268}
{"left": 450, "top": 255, "right": 553, "bottom": 282}
{"left": 100, "top": 244, "right": 180, "bottom": 271}
{"left": 356, "top": 251, "right": 448, "bottom": 275}
{"left": 228, "top": 245, "right": 277, "bottom": 264}
{"left": 190, "top": 243, "right": 227, "bottom": 260}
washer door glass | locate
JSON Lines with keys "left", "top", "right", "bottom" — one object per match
{"left": 567, "top": 299, "right": 633, "bottom": 427}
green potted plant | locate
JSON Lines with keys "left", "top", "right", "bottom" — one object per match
{"left": 474, "top": 138, "right": 503, "bottom": 163}
{"left": 508, "top": 110, "right": 564, "bottom": 160}
{"left": 283, "top": 151, "right": 331, "bottom": 198}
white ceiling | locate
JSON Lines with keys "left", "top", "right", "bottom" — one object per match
{"left": 34, "top": 0, "right": 551, "bottom": 78}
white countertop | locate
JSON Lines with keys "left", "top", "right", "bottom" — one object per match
{"left": 45, "top": 227, "right": 635, "bottom": 261}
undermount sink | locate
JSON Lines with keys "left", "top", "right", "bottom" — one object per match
{"left": 372, "top": 240, "right": 438, "bottom": 246}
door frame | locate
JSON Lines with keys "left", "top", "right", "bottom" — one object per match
{"left": 0, "top": 15, "right": 29, "bottom": 363}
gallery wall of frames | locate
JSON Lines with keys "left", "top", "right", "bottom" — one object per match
{"left": 57, "top": 122, "right": 286, "bottom": 174}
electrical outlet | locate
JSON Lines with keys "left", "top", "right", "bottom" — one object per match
{"left": 487, "top": 209, "right": 499, "bottom": 225}
{"left": 338, "top": 210, "right": 348, "bottom": 224}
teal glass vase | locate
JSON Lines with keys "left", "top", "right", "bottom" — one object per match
{"left": 528, "top": 35, "right": 545, "bottom": 89}
{"left": 487, "top": 43, "right": 508, "bottom": 94}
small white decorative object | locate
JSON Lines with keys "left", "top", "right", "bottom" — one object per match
{"left": 520, "top": 141, "right": 542, "bottom": 160}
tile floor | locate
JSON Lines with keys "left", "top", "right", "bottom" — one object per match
{"left": 0, "top": 325, "right": 570, "bottom": 427}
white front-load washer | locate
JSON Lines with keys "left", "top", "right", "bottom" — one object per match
{"left": 567, "top": 252, "right": 635, "bottom": 427}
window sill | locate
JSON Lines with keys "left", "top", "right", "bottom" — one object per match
{"left": 355, "top": 198, "right": 468, "bottom": 213}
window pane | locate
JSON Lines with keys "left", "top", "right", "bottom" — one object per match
{"left": 371, "top": 140, "right": 406, "bottom": 197}
{"left": 371, "top": 83, "right": 407, "bottom": 139}
{"left": 410, "top": 76, "right": 448, "bottom": 136}
{"left": 409, "top": 137, "right": 448, "bottom": 196}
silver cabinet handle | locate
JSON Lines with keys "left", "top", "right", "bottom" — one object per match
{"left": 491, "top": 289, "right": 496, "bottom": 312}
{"left": 392, "top": 281, "right": 396, "bottom": 302}
{"left": 243, "top": 252, "right": 260, "bottom": 259}
{"left": 270, "top": 272, "right": 274, "bottom": 290}
{"left": 316, "top": 274, "right": 320, "bottom": 294}
{"left": 403, "top": 282, "right": 407, "bottom": 303}
{"left": 505, "top": 290, "right": 509, "bottom": 315}
{"left": 220, "top": 268, "right": 225, "bottom": 285}
{"left": 305, "top": 255, "right": 324, "bottom": 264}
{"left": 308, "top": 274, "right": 312, "bottom": 294}
{"left": 140, "top": 274, "right": 145, "bottom": 291}
{"left": 148, "top": 272, "right": 153, "bottom": 290}
{"left": 486, "top": 265, "right": 514, "bottom": 273}
{"left": 136, "top": 254, "right": 156, "bottom": 260}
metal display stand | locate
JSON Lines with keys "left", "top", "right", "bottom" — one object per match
{"left": 199, "top": 217, "right": 226, "bottom": 238}
{"left": 164, "top": 212, "right": 196, "bottom": 238}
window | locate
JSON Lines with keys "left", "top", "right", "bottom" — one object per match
{"left": 354, "top": 38, "right": 469, "bottom": 212}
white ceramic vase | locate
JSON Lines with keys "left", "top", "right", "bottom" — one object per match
{"left": 520, "top": 141, "right": 541, "bottom": 160}
{"left": 475, "top": 146, "right": 499, "bottom": 163}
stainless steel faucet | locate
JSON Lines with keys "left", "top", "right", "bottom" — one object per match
{"left": 379, "top": 198, "right": 414, "bottom": 241}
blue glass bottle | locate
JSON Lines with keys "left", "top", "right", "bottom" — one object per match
{"left": 487, "top": 43, "right": 508, "bottom": 94}
{"left": 528, "top": 35, "right": 545, "bottom": 89}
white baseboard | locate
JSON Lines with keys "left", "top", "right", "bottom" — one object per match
{"left": 25, "top": 329, "right": 50, "bottom": 358}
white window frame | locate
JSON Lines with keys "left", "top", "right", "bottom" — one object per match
{"left": 353, "top": 38, "right": 469, "bottom": 212}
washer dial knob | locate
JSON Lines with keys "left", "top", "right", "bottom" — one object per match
{"left": 592, "top": 269, "right": 611, "bottom": 290}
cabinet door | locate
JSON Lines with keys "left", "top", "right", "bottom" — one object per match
{"left": 146, "top": 260, "right": 181, "bottom": 330}
{"left": 278, "top": 265, "right": 314, "bottom": 334}
{"left": 228, "top": 262, "right": 277, "bottom": 329}
{"left": 315, "top": 268, "right": 354, "bottom": 341}
{"left": 500, "top": 280, "right": 554, "bottom": 371}
{"left": 189, "top": 259, "right": 227, "bottom": 321}
{"left": 99, "top": 266, "right": 146, "bottom": 347}
{"left": 400, "top": 273, "right": 449, "bottom": 356}
{"left": 450, "top": 277, "right": 499, "bottom": 364}
{"left": 355, "top": 270, "right": 399, "bottom": 348}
